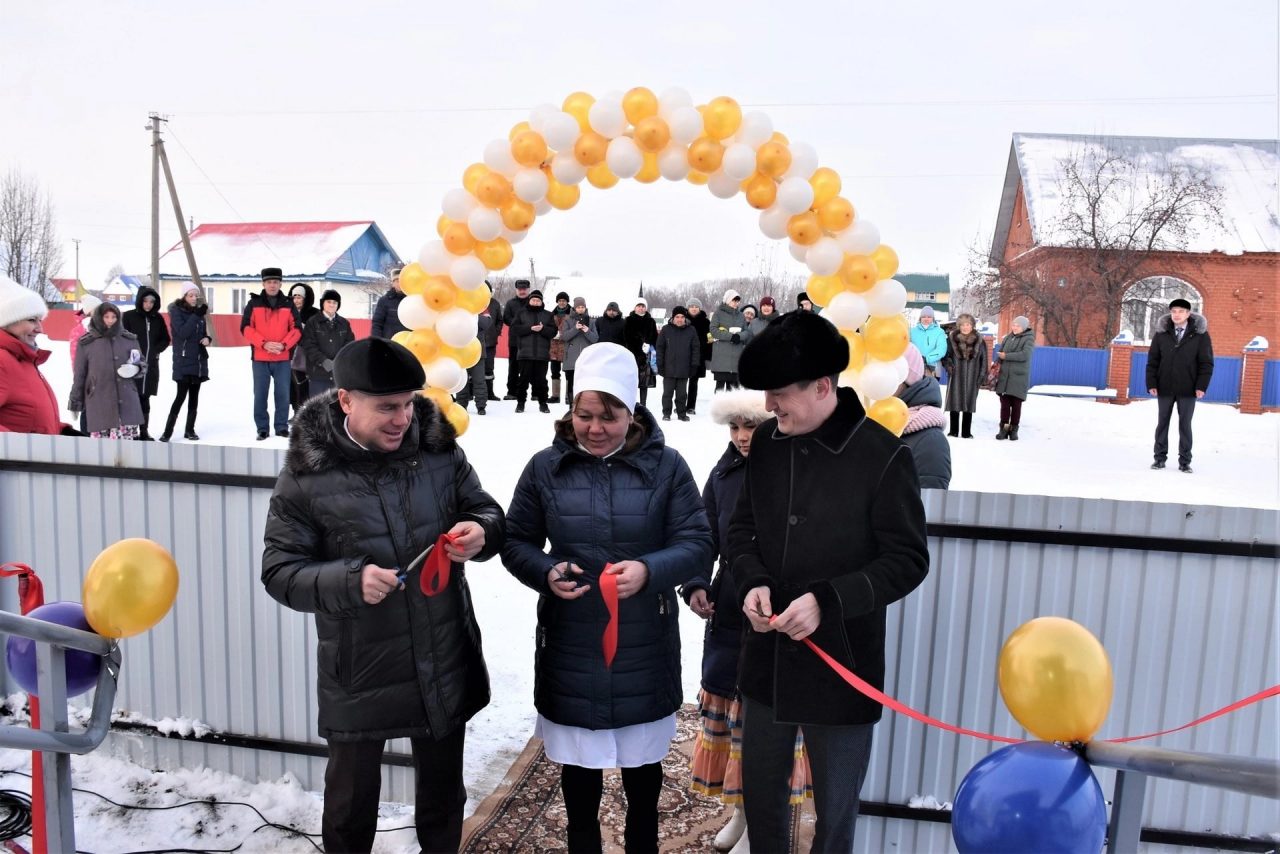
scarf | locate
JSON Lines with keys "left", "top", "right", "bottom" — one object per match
{"left": 952, "top": 329, "right": 980, "bottom": 360}
{"left": 903, "top": 404, "right": 946, "bottom": 435}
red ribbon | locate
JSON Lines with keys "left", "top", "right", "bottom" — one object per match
{"left": 420, "top": 534, "right": 457, "bottom": 597}
{"left": 0, "top": 563, "right": 45, "bottom": 615}
{"left": 2, "top": 563, "right": 47, "bottom": 854}
{"left": 599, "top": 565, "right": 619, "bottom": 669}
{"left": 1104, "top": 684, "right": 1280, "bottom": 744}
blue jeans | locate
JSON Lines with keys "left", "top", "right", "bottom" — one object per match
{"left": 252, "top": 360, "right": 292, "bottom": 433}
{"left": 742, "top": 696, "right": 874, "bottom": 853}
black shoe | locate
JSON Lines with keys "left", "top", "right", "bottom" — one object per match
{"left": 515, "top": 402, "right": 525, "bottom": 413}
{"left": 504, "top": 394, "right": 518, "bottom": 401}
{"left": 184, "top": 431, "right": 199, "bottom": 441}
{"left": 996, "top": 423, "right": 1010, "bottom": 440}
{"left": 678, "top": 414, "right": 690, "bottom": 422}
{"left": 1151, "top": 461, "right": 1166, "bottom": 470}
{"left": 476, "top": 408, "right": 487, "bottom": 415}
{"left": 158, "top": 432, "right": 172, "bottom": 443}
{"left": 538, "top": 402, "right": 551, "bottom": 413}
{"left": 686, "top": 408, "right": 696, "bottom": 415}
{"left": 1179, "top": 463, "right": 1193, "bottom": 473}
{"left": 1008, "top": 425, "right": 1019, "bottom": 441}
{"left": 662, "top": 414, "right": 672, "bottom": 421}
{"left": 275, "top": 429, "right": 289, "bottom": 438}
{"left": 548, "top": 395, "right": 560, "bottom": 404}
{"left": 256, "top": 430, "right": 268, "bottom": 441}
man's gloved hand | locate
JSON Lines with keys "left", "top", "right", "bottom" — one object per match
{"left": 322, "top": 358, "right": 334, "bottom": 372}
{"left": 731, "top": 333, "right": 741, "bottom": 344}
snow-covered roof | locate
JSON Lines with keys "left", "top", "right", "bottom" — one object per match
{"left": 158, "top": 221, "right": 384, "bottom": 279}
{"left": 991, "top": 133, "right": 1279, "bottom": 259}
{"left": 102, "top": 276, "right": 137, "bottom": 297}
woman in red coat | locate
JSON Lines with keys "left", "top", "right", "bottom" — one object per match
{"left": 0, "top": 275, "right": 77, "bottom": 436}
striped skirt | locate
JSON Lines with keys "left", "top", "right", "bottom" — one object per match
{"left": 689, "top": 689, "right": 812, "bottom": 805}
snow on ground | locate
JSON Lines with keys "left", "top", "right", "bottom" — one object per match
{"left": 7, "top": 338, "right": 1277, "bottom": 851}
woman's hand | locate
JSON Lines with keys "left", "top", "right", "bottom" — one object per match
{"left": 547, "top": 562, "right": 590, "bottom": 600}
{"left": 997, "top": 351, "right": 1006, "bottom": 360}
{"left": 606, "top": 560, "right": 649, "bottom": 599}
{"left": 688, "top": 589, "right": 714, "bottom": 619}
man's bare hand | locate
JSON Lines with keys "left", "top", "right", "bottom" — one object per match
{"left": 606, "top": 561, "right": 649, "bottom": 599}
{"left": 743, "top": 586, "right": 774, "bottom": 633}
{"left": 362, "top": 563, "right": 403, "bottom": 605}
{"left": 445, "top": 521, "right": 485, "bottom": 561}
{"left": 771, "top": 592, "right": 821, "bottom": 641}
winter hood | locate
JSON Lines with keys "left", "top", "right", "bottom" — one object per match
{"left": 133, "top": 286, "right": 162, "bottom": 315}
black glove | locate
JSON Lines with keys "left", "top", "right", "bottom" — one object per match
{"left": 322, "top": 358, "right": 334, "bottom": 372}
{"left": 731, "top": 332, "right": 741, "bottom": 344}
{"left": 60, "top": 425, "right": 87, "bottom": 437}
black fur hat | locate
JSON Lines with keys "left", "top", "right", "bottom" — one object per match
{"left": 333, "top": 338, "right": 425, "bottom": 395}
{"left": 738, "top": 311, "right": 849, "bottom": 390}
{"left": 320, "top": 289, "right": 342, "bottom": 308}
{"left": 261, "top": 267, "right": 283, "bottom": 281}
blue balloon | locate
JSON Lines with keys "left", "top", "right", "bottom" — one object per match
{"left": 5, "top": 601, "right": 103, "bottom": 698}
{"left": 953, "top": 741, "right": 1107, "bottom": 854}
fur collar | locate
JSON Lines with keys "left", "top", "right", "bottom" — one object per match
{"left": 1154, "top": 312, "right": 1207, "bottom": 335}
{"left": 284, "top": 391, "right": 457, "bottom": 476}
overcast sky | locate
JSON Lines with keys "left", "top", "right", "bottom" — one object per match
{"left": 2, "top": 0, "right": 1275, "bottom": 294}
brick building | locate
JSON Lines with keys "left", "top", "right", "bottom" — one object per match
{"left": 988, "top": 133, "right": 1278, "bottom": 354}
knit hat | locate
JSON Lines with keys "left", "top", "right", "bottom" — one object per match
{"left": 79, "top": 293, "right": 104, "bottom": 315}
{"left": 904, "top": 343, "right": 925, "bottom": 385}
{"left": 606, "top": 301, "right": 621, "bottom": 313}
{"left": 739, "top": 311, "right": 849, "bottom": 390}
{"left": 920, "top": 305, "right": 935, "bottom": 319}
{"left": 710, "top": 389, "right": 770, "bottom": 425}
{"left": 797, "top": 291, "right": 811, "bottom": 306}
{"left": 0, "top": 275, "right": 49, "bottom": 329}
{"left": 573, "top": 342, "right": 638, "bottom": 413}
{"left": 760, "top": 296, "right": 776, "bottom": 309}
{"left": 333, "top": 338, "right": 426, "bottom": 395}
{"left": 179, "top": 283, "right": 200, "bottom": 299}
{"left": 556, "top": 291, "right": 570, "bottom": 303}
{"left": 634, "top": 297, "right": 648, "bottom": 309}
{"left": 1169, "top": 298, "right": 1191, "bottom": 310}
{"left": 670, "top": 305, "right": 690, "bottom": 319}
{"left": 261, "top": 267, "right": 283, "bottom": 282}
{"left": 723, "top": 289, "right": 741, "bottom": 303}
{"left": 687, "top": 298, "right": 703, "bottom": 310}
{"left": 1013, "top": 315, "right": 1030, "bottom": 330}
{"left": 742, "top": 304, "right": 758, "bottom": 316}
{"left": 573, "top": 296, "right": 586, "bottom": 308}
{"left": 320, "top": 289, "right": 342, "bottom": 309}
{"left": 528, "top": 289, "right": 544, "bottom": 302}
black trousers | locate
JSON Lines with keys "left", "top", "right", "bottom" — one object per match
{"left": 1154, "top": 395, "right": 1196, "bottom": 465}
{"left": 661, "top": 376, "right": 688, "bottom": 417}
{"left": 550, "top": 360, "right": 562, "bottom": 380}
{"left": 948, "top": 411, "right": 973, "bottom": 437}
{"left": 713, "top": 372, "right": 739, "bottom": 392}
{"left": 133, "top": 378, "right": 152, "bottom": 433}
{"left": 291, "top": 368, "right": 310, "bottom": 411}
{"left": 560, "top": 762, "right": 663, "bottom": 854}
{"left": 163, "top": 379, "right": 201, "bottom": 436}
{"left": 506, "top": 354, "right": 520, "bottom": 397}
{"left": 454, "top": 360, "right": 488, "bottom": 410}
{"left": 516, "top": 359, "right": 549, "bottom": 403}
{"left": 322, "top": 728, "right": 466, "bottom": 854}
{"left": 686, "top": 374, "right": 701, "bottom": 412}
{"left": 565, "top": 369, "right": 576, "bottom": 405}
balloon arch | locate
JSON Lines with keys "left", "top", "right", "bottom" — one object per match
{"left": 392, "top": 87, "right": 914, "bottom": 436}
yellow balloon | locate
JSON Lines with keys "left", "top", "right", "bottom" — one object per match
{"left": 787, "top": 212, "right": 822, "bottom": 246}
{"left": 436, "top": 215, "right": 453, "bottom": 239}
{"left": 809, "top": 167, "right": 842, "bottom": 207}
{"left": 391, "top": 330, "right": 414, "bottom": 348}
{"left": 806, "top": 274, "right": 843, "bottom": 308}
{"left": 866, "top": 396, "right": 910, "bottom": 436}
{"left": 545, "top": 178, "right": 581, "bottom": 210}
{"left": 475, "top": 237, "right": 514, "bottom": 270}
{"left": 686, "top": 170, "right": 709, "bottom": 186}
{"left": 871, "top": 244, "right": 900, "bottom": 279}
{"left": 82, "top": 538, "right": 179, "bottom": 639}
{"left": 998, "top": 617, "right": 1114, "bottom": 742}
{"left": 769, "top": 131, "right": 790, "bottom": 146}
{"left": 586, "top": 162, "right": 619, "bottom": 189}
{"left": 633, "top": 116, "right": 671, "bottom": 153}
{"left": 500, "top": 197, "right": 535, "bottom": 231}
{"left": 863, "top": 315, "right": 910, "bottom": 361}
{"left": 573, "top": 131, "right": 609, "bottom": 167}
{"left": 635, "top": 151, "right": 661, "bottom": 184}
{"left": 702, "top": 95, "right": 742, "bottom": 140}
{"left": 687, "top": 137, "right": 725, "bottom": 174}
{"left": 445, "top": 338, "right": 483, "bottom": 369}
{"left": 817, "top": 196, "right": 855, "bottom": 233}
{"left": 475, "top": 172, "right": 512, "bottom": 208}
{"left": 420, "top": 385, "right": 453, "bottom": 410}
{"left": 454, "top": 283, "right": 492, "bottom": 314}
{"left": 622, "top": 86, "right": 659, "bottom": 125}
{"left": 423, "top": 277, "right": 459, "bottom": 312}
{"left": 756, "top": 142, "right": 792, "bottom": 179}
{"left": 562, "top": 91, "right": 596, "bottom": 132}
{"left": 744, "top": 174, "right": 777, "bottom": 210}
{"left": 443, "top": 222, "right": 476, "bottom": 256}
{"left": 507, "top": 120, "right": 531, "bottom": 142}
{"left": 511, "top": 130, "right": 549, "bottom": 167}
{"left": 445, "top": 401, "right": 470, "bottom": 436}
{"left": 841, "top": 330, "right": 866, "bottom": 371}
{"left": 462, "top": 163, "right": 490, "bottom": 196}
{"left": 404, "top": 328, "right": 442, "bottom": 362}
{"left": 840, "top": 254, "right": 879, "bottom": 293}
{"left": 398, "top": 262, "right": 430, "bottom": 296}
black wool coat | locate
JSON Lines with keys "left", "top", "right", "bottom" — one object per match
{"left": 656, "top": 321, "right": 702, "bottom": 379}
{"left": 1146, "top": 313, "right": 1214, "bottom": 398}
{"left": 370, "top": 288, "right": 407, "bottom": 339}
{"left": 624, "top": 312, "right": 658, "bottom": 365}
{"left": 594, "top": 312, "right": 626, "bottom": 346}
{"left": 301, "top": 313, "right": 356, "bottom": 382}
{"left": 510, "top": 305, "right": 557, "bottom": 360}
{"left": 261, "top": 393, "right": 504, "bottom": 742}
{"left": 726, "top": 388, "right": 930, "bottom": 726}
{"left": 121, "top": 286, "right": 171, "bottom": 396}
{"left": 688, "top": 310, "right": 711, "bottom": 378}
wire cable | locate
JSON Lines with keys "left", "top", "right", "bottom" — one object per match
{"left": 0, "top": 790, "right": 31, "bottom": 840}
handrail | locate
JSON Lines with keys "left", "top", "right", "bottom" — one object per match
{"left": 1084, "top": 740, "right": 1280, "bottom": 800}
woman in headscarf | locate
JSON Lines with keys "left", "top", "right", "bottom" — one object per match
{"left": 68, "top": 302, "right": 145, "bottom": 439}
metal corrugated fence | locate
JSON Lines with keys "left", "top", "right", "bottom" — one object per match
{"left": 1263, "top": 359, "right": 1280, "bottom": 408}
{"left": 0, "top": 434, "right": 1276, "bottom": 849}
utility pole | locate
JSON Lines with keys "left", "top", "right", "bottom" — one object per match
{"left": 529, "top": 257, "right": 536, "bottom": 287}
{"left": 147, "top": 113, "right": 212, "bottom": 341}
{"left": 72, "top": 238, "right": 80, "bottom": 296}
{"left": 149, "top": 113, "right": 161, "bottom": 292}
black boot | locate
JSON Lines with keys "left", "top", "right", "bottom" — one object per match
{"left": 159, "top": 409, "right": 178, "bottom": 443}
{"left": 538, "top": 399, "right": 551, "bottom": 414}
{"left": 515, "top": 401, "right": 525, "bottom": 413}
{"left": 996, "top": 423, "right": 1010, "bottom": 440}
{"left": 961, "top": 412, "right": 974, "bottom": 438}
{"left": 947, "top": 412, "right": 960, "bottom": 437}
{"left": 1008, "top": 424, "right": 1019, "bottom": 441}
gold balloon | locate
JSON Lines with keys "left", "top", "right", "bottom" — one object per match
{"left": 435, "top": 215, "right": 453, "bottom": 239}
{"left": 787, "top": 212, "right": 822, "bottom": 246}
{"left": 998, "top": 617, "right": 1114, "bottom": 742}
{"left": 82, "top": 538, "right": 179, "bottom": 639}
{"left": 841, "top": 330, "right": 866, "bottom": 371}
{"left": 391, "top": 330, "right": 414, "bottom": 348}
{"left": 840, "top": 254, "right": 879, "bottom": 293}
{"left": 404, "top": 328, "right": 442, "bottom": 363}
{"left": 806, "top": 274, "right": 843, "bottom": 308}
{"left": 745, "top": 174, "right": 778, "bottom": 210}
{"left": 423, "top": 278, "right": 459, "bottom": 312}
{"left": 770, "top": 131, "right": 790, "bottom": 145}
{"left": 702, "top": 95, "right": 742, "bottom": 140}
{"left": 866, "top": 396, "right": 910, "bottom": 436}
{"left": 443, "top": 222, "right": 476, "bottom": 256}
{"left": 863, "top": 315, "right": 910, "bottom": 362}
{"left": 809, "top": 167, "right": 842, "bottom": 207}
{"left": 756, "top": 141, "right": 792, "bottom": 179}
{"left": 622, "top": 86, "right": 659, "bottom": 124}
{"left": 454, "top": 283, "right": 492, "bottom": 314}
{"left": 687, "top": 137, "right": 725, "bottom": 174}
{"left": 444, "top": 401, "right": 470, "bottom": 436}
{"left": 817, "top": 196, "right": 855, "bottom": 233}
{"left": 511, "top": 130, "right": 549, "bottom": 167}
{"left": 586, "top": 162, "right": 619, "bottom": 189}
{"left": 507, "top": 120, "right": 531, "bottom": 142}
{"left": 462, "top": 163, "right": 490, "bottom": 195}
{"left": 545, "top": 178, "right": 581, "bottom": 210}
{"left": 398, "top": 262, "right": 430, "bottom": 296}
{"left": 562, "top": 91, "right": 596, "bottom": 132}
{"left": 573, "top": 131, "right": 609, "bottom": 166}
{"left": 420, "top": 386, "right": 453, "bottom": 410}
{"left": 635, "top": 152, "right": 661, "bottom": 184}
{"left": 633, "top": 116, "right": 671, "bottom": 153}
{"left": 475, "top": 237, "right": 514, "bottom": 270}
{"left": 500, "top": 197, "right": 535, "bottom": 231}
{"left": 871, "top": 244, "right": 900, "bottom": 279}
{"left": 475, "top": 172, "right": 512, "bottom": 208}
{"left": 445, "top": 338, "right": 483, "bottom": 369}
{"left": 686, "top": 170, "right": 709, "bottom": 186}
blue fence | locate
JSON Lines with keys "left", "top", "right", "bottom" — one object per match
{"left": 1263, "top": 360, "right": 1280, "bottom": 408}
{"left": 940, "top": 344, "right": 1108, "bottom": 389}
{"left": 1129, "top": 352, "right": 1243, "bottom": 404}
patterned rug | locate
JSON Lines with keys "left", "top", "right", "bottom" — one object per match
{"left": 461, "top": 704, "right": 813, "bottom": 853}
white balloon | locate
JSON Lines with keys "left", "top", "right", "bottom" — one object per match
{"left": 891, "top": 355, "right": 909, "bottom": 383}
{"left": 708, "top": 170, "right": 740, "bottom": 199}
{"left": 450, "top": 255, "right": 487, "bottom": 290}
{"left": 657, "top": 86, "right": 693, "bottom": 119}
{"left": 467, "top": 207, "right": 503, "bottom": 242}
{"left": 513, "top": 168, "right": 549, "bottom": 203}
{"left": 722, "top": 143, "right": 757, "bottom": 181}
{"left": 502, "top": 226, "right": 528, "bottom": 244}
{"left": 668, "top": 106, "right": 703, "bottom": 145}
{"left": 837, "top": 219, "right": 881, "bottom": 255}
{"left": 528, "top": 103, "right": 559, "bottom": 133}
{"left": 397, "top": 295, "right": 438, "bottom": 331}
{"left": 550, "top": 152, "right": 587, "bottom": 185}
{"left": 824, "top": 292, "right": 871, "bottom": 332}
{"left": 805, "top": 238, "right": 844, "bottom": 276}
{"left": 606, "top": 137, "right": 643, "bottom": 178}
{"left": 865, "top": 278, "right": 908, "bottom": 316}
{"left": 658, "top": 145, "right": 690, "bottom": 181}
{"left": 543, "top": 112, "right": 580, "bottom": 151}
{"left": 788, "top": 240, "right": 809, "bottom": 263}
{"left": 534, "top": 198, "right": 552, "bottom": 216}
{"left": 424, "top": 357, "right": 465, "bottom": 393}
{"left": 588, "top": 99, "right": 627, "bottom": 138}
{"left": 418, "top": 241, "right": 452, "bottom": 276}
{"left": 435, "top": 308, "right": 480, "bottom": 348}
{"left": 776, "top": 176, "right": 815, "bottom": 214}
{"left": 784, "top": 141, "right": 819, "bottom": 180}
{"left": 759, "top": 206, "right": 790, "bottom": 240}
{"left": 860, "top": 359, "right": 901, "bottom": 400}
{"left": 838, "top": 368, "right": 861, "bottom": 390}
{"left": 738, "top": 111, "right": 773, "bottom": 148}
{"left": 483, "top": 138, "right": 519, "bottom": 176}
{"left": 442, "top": 188, "right": 478, "bottom": 222}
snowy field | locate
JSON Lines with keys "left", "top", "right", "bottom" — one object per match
{"left": 4, "top": 338, "right": 1277, "bottom": 851}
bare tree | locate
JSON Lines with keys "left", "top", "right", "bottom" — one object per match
{"left": 968, "top": 144, "right": 1224, "bottom": 346}
{"left": 103, "top": 263, "right": 127, "bottom": 286}
{"left": 0, "top": 169, "right": 64, "bottom": 294}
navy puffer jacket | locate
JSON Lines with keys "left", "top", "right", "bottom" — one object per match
{"left": 168, "top": 300, "right": 209, "bottom": 383}
{"left": 502, "top": 407, "right": 714, "bottom": 730}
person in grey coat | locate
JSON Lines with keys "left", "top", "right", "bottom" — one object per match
{"left": 656, "top": 305, "right": 701, "bottom": 421}
{"left": 940, "top": 313, "right": 987, "bottom": 439}
{"left": 709, "top": 289, "right": 750, "bottom": 391}
{"left": 994, "top": 316, "right": 1035, "bottom": 440}
{"left": 560, "top": 296, "right": 597, "bottom": 404}
{"left": 897, "top": 345, "right": 951, "bottom": 489}
{"left": 69, "top": 302, "right": 146, "bottom": 439}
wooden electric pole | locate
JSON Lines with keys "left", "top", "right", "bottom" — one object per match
{"left": 148, "top": 113, "right": 213, "bottom": 341}
{"left": 149, "top": 113, "right": 161, "bottom": 294}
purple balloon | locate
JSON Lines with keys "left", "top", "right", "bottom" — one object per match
{"left": 5, "top": 601, "right": 103, "bottom": 697}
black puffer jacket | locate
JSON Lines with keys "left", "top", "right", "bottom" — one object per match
{"left": 371, "top": 288, "right": 407, "bottom": 339}
{"left": 897, "top": 376, "right": 952, "bottom": 490}
{"left": 121, "top": 286, "right": 171, "bottom": 396}
{"left": 594, "top": 307, "right": 626, "bottom": 346}
{"left": 1146, "top": 312, "right": 1214, "bottom": 398}
{"left": 510, "top": 304, "right": 556, "bottom": 360}
{"left": 502, "top": 408, "right": 714, "bottom": 730}
{"left": 657, "top": 320, "right": 702, "bottom": 379}
{"left": 261, "top": 393, "right": 504, "bottom": 742}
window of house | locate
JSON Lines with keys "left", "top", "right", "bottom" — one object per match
{"left": 232, "top": 288, "right": 248, "bottom": 314}
{"left": 1120, "top": 276, "right": 1202, "bottom": 345}
{"left": 370, "top": 293, "right": 379, "bottom": 318}
{"left": 203, "top": 287, "right": 215, "bottom": 313}
{"left": 916, "top": 292, "right": 937, "bottom": 301}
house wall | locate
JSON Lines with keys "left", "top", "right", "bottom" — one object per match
{"left": 158, "top": 280, "right": 385, "bottom": 321}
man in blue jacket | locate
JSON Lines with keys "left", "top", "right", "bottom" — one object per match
{"left": 909, "top": 306, "right": 947, "bottom": 376}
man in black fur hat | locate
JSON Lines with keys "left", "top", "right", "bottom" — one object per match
{"left": 725, "top": 311, "right": 930, "bottom": 852}
{"left": 261, "top": 337, "right": 505, "bottom": 853}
